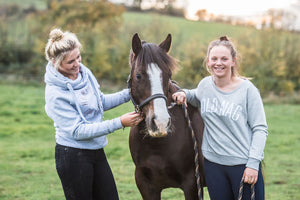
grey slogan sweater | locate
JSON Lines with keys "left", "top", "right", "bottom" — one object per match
{"left": 184, "top": 76, "right": 268, "bottom": 171}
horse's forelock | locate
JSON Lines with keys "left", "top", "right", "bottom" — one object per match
{"left": 132, "top": 42, "right": 177, "bottom": 76}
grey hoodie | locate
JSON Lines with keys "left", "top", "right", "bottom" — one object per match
{"left": 184, "top": 76, "right": 268, "bottom": 171}
{"left": 44, "top": 62, "right": 130, "bottom": 150}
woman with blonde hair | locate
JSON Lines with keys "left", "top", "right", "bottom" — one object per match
{"left": 44, "top": 28, "right": 143, "bottom": 200}
{"left": 172, "top": 36, "right": 268, "bottom": 200}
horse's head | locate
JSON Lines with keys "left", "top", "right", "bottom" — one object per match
{"left": 128, "top": 33, "right": 177, "bottom": 137}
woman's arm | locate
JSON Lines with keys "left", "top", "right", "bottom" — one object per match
{"left": 101, "top": 89, "right": 130, "bottom": 111}
{"left": 246, "top": 85, "right": 268, "bottom": 171}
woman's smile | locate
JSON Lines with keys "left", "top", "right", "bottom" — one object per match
{"left": 213, "top": 66, "right": 225, "bottom": 71}
{"left": 208, "top": 45, "right": 235, "bottom": 79}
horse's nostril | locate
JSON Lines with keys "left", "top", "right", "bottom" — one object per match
{"left": 167, "top": 119, "right": 171, "bottom": 128}
{"left": 151, "top": 117, "right": 158, "bottom": 132}
{"left": 152, "top": 115, "right": 156, "bottom": 122}
{"left": 151, "top": 116, "right": 155, "bottom": 125}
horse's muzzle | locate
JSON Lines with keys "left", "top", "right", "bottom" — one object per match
{"left": 147, "top": 114, "right": 171, "bottom": 137}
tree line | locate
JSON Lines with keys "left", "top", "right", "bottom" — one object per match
{"left": 0, "top": 0, "right": 300, "bottom": 97}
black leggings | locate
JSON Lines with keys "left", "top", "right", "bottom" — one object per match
{"left": 55, "top": 144, "right": 119, "bottom": 200}
{"left": 204, "top": 158, "right": 264, "bottom": 200}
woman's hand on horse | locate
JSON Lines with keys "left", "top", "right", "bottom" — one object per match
{"left": 172, "top": 91, "right": 187, "bottom": 107}
{"left": 242, "top": 167, "right": 258, "bottom": 185}
{"left": 121, "top": 111, "right": 144, "bottom": 127}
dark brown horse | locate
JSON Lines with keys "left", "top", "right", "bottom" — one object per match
{"left": 128, "top": 33, "right": 205, "bottom": 200}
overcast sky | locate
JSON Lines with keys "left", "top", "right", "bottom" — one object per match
{"left": 186, "top": 0, "right": 297, "bottom": 17}
{"left": 109, "top": 0, "right": 300, "bottom": 29}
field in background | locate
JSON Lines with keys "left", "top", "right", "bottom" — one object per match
{"left": 2, "top": 0, "right": 300, "bottom": 96}
{"left": 0, "top": 84, "right": 299, "bottom": 199}
{"left": 0, "top": 0, "right": 46, "bottom": 9}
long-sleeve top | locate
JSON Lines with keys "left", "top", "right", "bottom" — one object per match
{"left": 44, "top": 62, "right": 130, "bottom": 150}
{"left": 183, "top": 76, "right": 268, "bottom": 170}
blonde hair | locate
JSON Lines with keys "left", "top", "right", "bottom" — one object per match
{"left": 204, "top": 36, "right": 241, "bottom": 77}
{"left": 45, "top": 28, "right": 82, "bottom": 70}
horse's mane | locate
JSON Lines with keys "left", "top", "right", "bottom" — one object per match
{"left": 130, "top": 41, "right": 178, "bottom": 77}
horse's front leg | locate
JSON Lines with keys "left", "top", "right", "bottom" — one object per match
{"left": 182, "top": 186, "right": 201, "bottom": 200}
{"left": 182, "top": 172, "right": 201, "bottom": 200}
{"left": 135, "top": 167, "right": 162, "bottom": 200}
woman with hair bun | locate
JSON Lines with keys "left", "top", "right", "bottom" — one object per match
{"left": 172, "top": 36, "right": 268, "bottom": 200}
{"left": 44, "top": 28, "right": 143, "bottom": 200}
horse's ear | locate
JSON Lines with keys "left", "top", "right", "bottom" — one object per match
{"left": 159, "top": 34, "right": 172, "bottom": 53}
{"left": 132, "top": 33, "right": 142, "bottom": 56}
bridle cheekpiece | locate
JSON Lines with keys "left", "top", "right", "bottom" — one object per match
{"left": 127, "top": 73, "right": 168, "bottom": 113}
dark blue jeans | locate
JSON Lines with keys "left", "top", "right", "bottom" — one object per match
{"left": 55, "top": 144, "right": 119, "bottom": 200}
{"left": 204, "top": 158, "right": 265, "bottom": 200}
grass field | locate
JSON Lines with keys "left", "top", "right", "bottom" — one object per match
{"left": 1, "top": 1, "right": 299, "bottom": 198}
{"left": 0, "top": 0, "right": 46, "bottom": 9}
{"left": 0, "top": 84, "right": 299, "bottom": 200}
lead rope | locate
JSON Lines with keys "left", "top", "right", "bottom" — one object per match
{"left": 168, "top": 102, "right": 203, "bottom": 200}
{"left": 238, "top": 178, "right": 255, "bottom": 200}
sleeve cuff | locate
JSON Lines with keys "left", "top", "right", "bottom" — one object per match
{"left": 112, "top": 117, "right": 123, "bottom": 130}
{"left": 123, "top": 89, "right": 131, "bottom": 102}
{"left": 246, "top": 158, "right": 260, "bottom": 171}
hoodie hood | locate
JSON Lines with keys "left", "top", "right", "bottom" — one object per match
{"left": 44, "top": 62, "right": 95, "bottom": 90}
{"left": 44, "top": 61, "right": 102, "bottom": 124}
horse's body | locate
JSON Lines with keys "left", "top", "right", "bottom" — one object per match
{"left": 128, "top": 33, "right": 205, "bottom": 200}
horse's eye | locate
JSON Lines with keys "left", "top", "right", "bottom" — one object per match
{"left": 136, "top": 73, "right": 142, "bottom": 80}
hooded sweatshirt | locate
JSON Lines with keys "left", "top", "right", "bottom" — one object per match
{"left": 183, "top": 76, "right": 268, "bottom": 171}
{"left": 44, "top": 62, "right": 130, "bottom": 150}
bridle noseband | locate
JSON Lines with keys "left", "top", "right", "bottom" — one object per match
{"left": 127, "top": 74, "right": 168, "bottom": 113}
{"left": 133, "top": 93, "right": 167, "bottom": 113}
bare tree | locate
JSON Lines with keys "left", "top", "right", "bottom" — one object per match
{"left": 267, "top": 9, "right": 285, "bottom": 29}
{"left": 132, "top": 0, "right": 142, "bottom": 10}
{"left": 195, "top": 9, "right": 208, "bottom": 21}
{"left": 288, "top": 0, "right": 300, "bottom": 31}
{"left": 153, "top": 0, "right": 176, "bottom": 9}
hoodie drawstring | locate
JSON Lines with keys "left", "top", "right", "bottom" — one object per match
{"left": 66, "top": 82, "right": 89, "bottom": 123}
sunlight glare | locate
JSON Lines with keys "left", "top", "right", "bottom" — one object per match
{"left": 186, "top": 0, "right": 297, "bottom": 20}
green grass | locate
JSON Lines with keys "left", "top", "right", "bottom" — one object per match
{"left": 123, "top": 11, "right": 254, "bottom": 41}
{"left": 262, "top": 104, "right": 300, "bottom": 199}
{"left": 121, "top": 12, "right": 258, "bottom": 64}
{"left": 0, "top": 0, "right": 46, "bottom": 9}
{"left": 0, "top": 84, "right": 299, "bottom": 199}
{"left": 0, "top": 1, "right": 299, "bottom": 198}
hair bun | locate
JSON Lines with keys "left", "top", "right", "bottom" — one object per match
{"left": 220, "top": 36, "right": 229, "bottom": 41}
{"left": 50, "top": 28, "right": 64, "bottom": 43}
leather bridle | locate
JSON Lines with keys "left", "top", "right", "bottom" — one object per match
{"left": 127, "top": 72, "right": 168, "bottom": 113}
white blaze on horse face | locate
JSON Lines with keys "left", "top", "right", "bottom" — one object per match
{"left": 147, "top": 63, "right": 170, "bottom": 136}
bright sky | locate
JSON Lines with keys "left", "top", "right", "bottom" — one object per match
{"left": 186, "top": 0, "right": 297, "bottom": 19}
